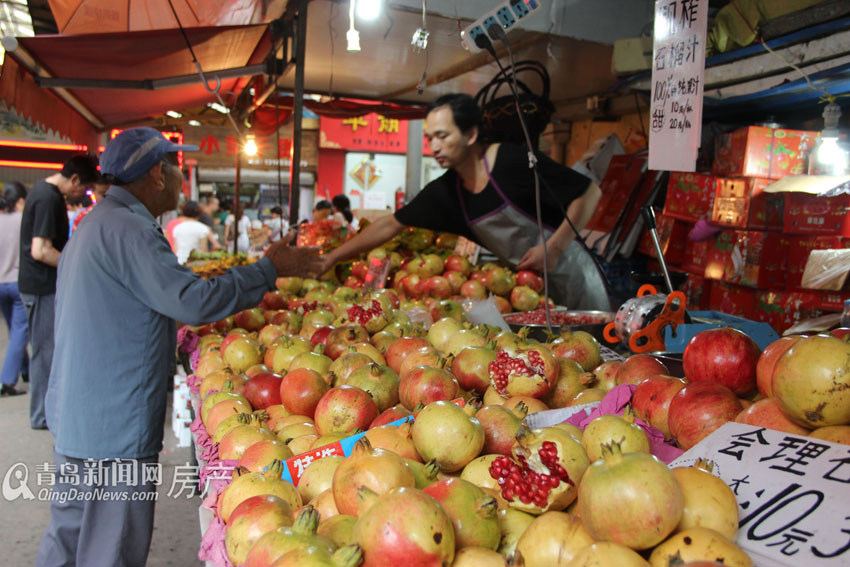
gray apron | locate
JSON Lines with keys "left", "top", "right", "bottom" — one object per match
{"left": 456, "top": 155, "right": 612, "bottom": 311}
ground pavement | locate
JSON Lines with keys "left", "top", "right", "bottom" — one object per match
{"left": 0, "top": 323, "right": 203, "bottom": 566}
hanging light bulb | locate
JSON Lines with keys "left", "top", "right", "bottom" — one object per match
{"left": 809, "top": 102, "right": 850, "bottom": 176}
{"left": 356, "top": 0, "right": 381, "bottom": 21}
{"left": 243, "top": 136, "right": 258, "bottom": 157}
{"left": 347, "top": 0, "right": 361, "bottom": 51}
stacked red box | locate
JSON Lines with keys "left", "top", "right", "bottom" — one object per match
{"left": 786, "top": 235, "right": 850, "bottom": 290}
{"left": 636, "top": 214, "right": 690, "bottom": 266}
{"left": 703, "top": 231, "right": 737, "bottom": 281}
{"left": 681, "top": 238, "right": 711, "bottom": 275}
{"left": 663, "top": 172, "right": 717, "bottom": 222}
{"left": 684, "top": 274, "right": 711, "bottom": 310}
{"left": 735, "top": 232, "right": 788, "bottom": 290}
{"left": 712, "top": 177, "right": 784, "bottom": 231}
{"left": 708, "top": 282, "right": 756, "bottom": 318}
{"left": 713, "top": 126, "right": 816, "bottom": 179}
{"left": 783, "top": 192, "right": 850, "bottom": 236}
{"left": 752, "top": 291, "right": 823, "bottom": 335}
{"left": 585, "top": 154, "right": 647, "bottom": 233}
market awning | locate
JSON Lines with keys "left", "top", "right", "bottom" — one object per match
{"left": 6, "top": 23, "right": 272, "bottom": 127}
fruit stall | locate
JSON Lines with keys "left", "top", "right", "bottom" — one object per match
{"left": 175, "top": 220, "right": 850, "bottom": 567}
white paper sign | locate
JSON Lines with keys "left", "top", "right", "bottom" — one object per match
{"left": 670, "top": 422, "right": 850, "bottom": 567}
{"left": 649, "top": 0, "right": 709, "bottom": 172}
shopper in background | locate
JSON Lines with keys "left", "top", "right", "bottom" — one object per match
{"left": 0, "top": 182, "right": 28, "bottom": 397}
{"left": 198, "top": 194, "right": 219, "bottom": 228}
{"left": 332, "top": 193, "right": 359, "bottom": 231}
{"left": 264, "top": 205, "right": 288, "bottom": 243}
{"left": 37, "top": 127, "right": 322, "bottom": 567}
{"left": 172, "top": 200, "right": 222, "bottom": 263}
{"left": 19, "top": 154, "right": 99, "bottom": 429}
{"left": 71, "top": 181, "right": 109, "bottom": 234}
{"left": 312, "top": 199, "right": 333, "bottom": 221}
{"left": 224, "top": 201, "right": 252, "bottom": 252}
{"left": 64, "top": 194, "right": 91, "bottom": 237}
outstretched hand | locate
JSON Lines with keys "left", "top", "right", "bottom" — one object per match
{"left": 516, "top": 243, "right": 563, "bottom": 273}
{"left": 264, "top": 241, "right": 323, "bottom": 279}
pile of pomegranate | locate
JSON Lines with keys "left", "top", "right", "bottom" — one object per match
{"left": 187, "top": 231, "right": 850, "bottom": 567}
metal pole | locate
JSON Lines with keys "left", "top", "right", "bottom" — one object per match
{"left": 233, "top": 150, "right": 242, "bottom": 254}
{"left": 289, "top": 0, "right": 308, "bottom": 229}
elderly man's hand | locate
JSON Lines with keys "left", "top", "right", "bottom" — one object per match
{"left": 265, "top": 241, "right": 323, "bottom": 278}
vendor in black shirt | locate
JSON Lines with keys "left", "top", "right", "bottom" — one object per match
{"left": 319, "top": 93, "right": 610, "bottom": 310}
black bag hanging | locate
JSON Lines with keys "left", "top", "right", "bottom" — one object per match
{"left": 474, "top": 60, "right": 555, "bottom": 150}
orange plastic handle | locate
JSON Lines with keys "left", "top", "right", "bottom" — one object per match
{"left": 637, "top": 284, "right": 658, "bottom": 297}
{"left": 603, "top": 321, "right": 619, "bottom": 344}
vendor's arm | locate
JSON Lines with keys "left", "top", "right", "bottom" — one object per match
{"left": 318, "top": 214, "right": 406, "bottom": 274}
{"left": 516, "top": 182, "right": 602, "bottom": 272}
{"left": 31, "top": 236, "right": 61, "bottom": 267}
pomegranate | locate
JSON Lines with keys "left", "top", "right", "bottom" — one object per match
{"left": 485, "top": 266, "right": 515, "bottom": 296}
{"left": 632, "top": 375, "right": 687, "bottom": 439}
{"left": 460, "top": 280, "right": 488, "bottom": 300}
{"left": 406, "top": 458, "right": 441, "bottom": 489}
{"left": 683, "top": 328, "right": 761, "bottom": 396}
{"left": 369, "top": 405, "right": 413, "bottom": 428}
{"left": 225, "top": 494, "right": 293, "bottom": 566}
{"left": 451, "top": 547, "right": 506, "bottom": 567}
{"left": 258, "top": 324, "right": 288, "bottom": 347}
{"left": 316, "top": 514, "right": 357, "bottom": 548}
{"left": 344, "top": 363, "right": 400, "bottom": 412}
{"left": 550, "top": 330, "right": 601, "bottom": 371}
{"left": 399, "top": 364, "right": 459, "bottom": 410}
{"left": 363, "top": 422, "right": 421, "bottom": 461}
{"left": 411, "top": 400, "right": 485, "bottom": 472}
{"left": 329, "top": 351, "right": 374, "bottom": 386}
{"left": 544, "top": 358, "right": 596, "bottom": 408}
{"left": 309, "top": 487, "right": 340, "bottom": 520}
{"left": 219, "top": 420, "right": 279, "bottom": 461}
{"left": 213, "top": 411, "right": 264, "bottom": 444}
{"left": 264, "top": 336, "right": 313, "bottom": 373}
{"left": 218, "top": 461, "right": 302, "bottom": 523}
{"left": 444, "top": 329, "right": 489, "bottom": 357}
{"left": 289, "top": 350, "right": 333, "bottom": 376}
{"left": 773, "top": 335, "right": 850, "bottom": 427}
{"left": 649, "top": 527, "right": 753, "bottom": 567}
{"left": 503, "top": 395, "right": 547, "bottom": 415}
{"left": 475, "top": 405, "right": 523, "bottom": 456}
{"left": 735, "top": 398, "right": 811, "bottom": 435}
{"left": 810, "top": 425, "right": 850, "bottom": 445}
{"left": 427, "top": 317, "right": 465, "bottom": 353}
{"left": 223, "top": 336, "right": 264, "bottom": 374}
{"left": 567, "top": 388, "right": 606, "bottom": 407}
{"left": 196, "top": 354, "right": 228, "bottom": 381}
{"left": 579, "top": 442, "right": 683, "bottom": 550}
{"left": 264, "top": 404, "right": 293, "bottom": 433}
{"left": 313, "top": 385, "right": 379, "bottom": 436}
{"left": 615, "top": 354, "right": 669, "bottom": 386}
{"left": 509, "top": 285, "right": 540, "bottom": 312}
{"left": 269, "top": 544, "right": 363, "bottom": 567}
{"left": 668, "top": 382, "right": 744, "bottom": 450}
{"left": 488, "top": 426, "right": 588, "bottom": 514}
{"left": 204, "top": 398, "right": 253, "bottom": 436}
{"left": 755, "top": 335, "right": 802, "bottom": 398}
{"left": 347, "top": 300, "right": 389, "bottom": 334}
{"left": 423, "top": 478, "right": 501, "bottom": 550}
{"left": 460, "top": 454, "right": 502, "bottom": 491}
{"left": 451, "top": 346, "right": 498, "bottom": 394}
{"left": 515, "top": 269, "right": 543, "bottom": 292}
{"left": 497, "top": 507, "right": 535, "bottom": 556}
{"left": 325, "top": 324, "right": 371, "bottom": 360}
{"left": 332, "top": 438, "right": 415, "bottom": 516}
{"left": 488, "top": 345, "right": 559, "bottom": 399}
{"left": 445, "top": 253, "right": 472, "bottom": 274}
{"left": 672, "top": 459, "right": 738, "bottom": 540}
{"left": 571, "top": 542, "right": 650, "bottom": 566}
{"left": 444, "top": 271, "right": 467, "bottom": 295}
{"left": 277, "top": 422, "right": 317, "bottom": 444}
{"left": 298, "top": 455, "right": 344, "bottom": 503}
{"left": 234, "top": 307, "right": 266, "bottom": 332}
{"left": 310, "top": 325, "right": 335, "bottom": 347}
{"left": 352, "top": 486, "right": 455, "bottom": 567}
{"left": 385, "top": 337, "right": 435, "bottom": 374}
{"left": 243, "top": 505, "right": 335, "bottom": 567}
{"left": 200, "top": 383, "right": 250, "bottom": 426}
{"left": 279, "top": 368, "right": 329, "bottom": 418}
{"left": 582, "top": 413, "right": 650, "bottom": 462}
{"left": 239, "top": 439, "right": 294, "bottom": 473}
{"left": 244, "top": 363, "right": 273, "bottom": 378}
{"left": 243, "top": 372, "right": 284, "bottom": 410}
{"left": 515, "top": 511, "right": 595, "bottom": 566}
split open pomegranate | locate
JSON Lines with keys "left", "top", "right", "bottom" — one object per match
{"left": 488, "top": 346, "right": 558, "bottom": 399}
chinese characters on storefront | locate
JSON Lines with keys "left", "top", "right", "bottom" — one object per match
{"left": 649, "top": 0, "right": 708, "bottom": 172}
{"left": 320, "top": 113, "right": 409, "bottom": 153}
{"left": 671, "top": 422, "right": 850, "bottom": 566}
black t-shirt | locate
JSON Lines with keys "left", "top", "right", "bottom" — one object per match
{"left": 394, "top": 143, "right": 592, "bottom": 244}
{"left": 19, "top": 179, "right": 69, "bottom": 295}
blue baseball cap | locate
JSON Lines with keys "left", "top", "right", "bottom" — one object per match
{"left": 100, "top": 127, "right": 198, "bottom": 184}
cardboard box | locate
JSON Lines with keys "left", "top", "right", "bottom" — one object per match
{"left": 663, "top": 172, "right": 717, "bottom": 222}
{"left": 713, "top": 126, "right": 816, "bottom": 179}
{"left": 703, "top": 231, "right": 737, "bottom": 281}
{"left": 737, "top": 232, "right": 788, "bottom": 290}
{"left": 783, "top": 191, "right": 850, "bottom": 236}
{"left": 681, "top": 238, "right": 711, "bottom": 274}
{"left": 787, "top": 235, "right": 850, "bottom": 290}
{"left": 752, "top": 291, "right": 818, "bottom": 335}
{"left": 712, "top": 177, "right": 785, "bottom": 230}
{"left": 683, "top": 272, "right": 711, "bottom": 310}
{"left": 636, "top": 214, "right": 690, "bottom": 267}
{"left": 585, "top": 154, "right": 647, "bottom": 233}
{"left": 707, "top": 282, "right": 755, "bottom": 318}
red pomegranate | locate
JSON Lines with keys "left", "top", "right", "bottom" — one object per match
{"left": 328, "top": 352, "right": 373, "bottom": 386}
{"left": 515, "top": 270, "right": 544, "bottom": 292}
{"left": 475, "top": 405, "right": 523, "bottom": 456}
{"left": 488, "top": 345, "right": 559, "bottom": 399}
{"left": 309, "top": 325, "right": 334, "bottom": 347}
{"left": 544, "top": 358, "right": 596, "bottom": 409}
{"left": 344, "top": 363, "right": 400, "bottom": 413}
{"left": 332, "top": 438, "right": 415, "bottom": 516}
{"left": 592, "top": 360, "right": 622, "bottom": 391}
{"left": 451, "top": 346, "right": 497, "bottom": 394}
{"left": 363, "top": 422, "right": 421, "bottom": 462}
{"left": 313, "top": 385, "right": 379, "bottom": 436}
{"left": 238, "top": 439, "right": 294, "bottom": 473}
{"left": 631, "top": 375, "right": 686, "bottom": 439}
{"left": 218, "top": 461, "right": 302, "bottom": 523}
{"left": 668, "top": 382, "right": 744, "bottom": 450}
{"left": 445, "top": 254, "right": 472, "bottom": 275}
{"left": 411, "top": 401, "right": 485, "bottom": 473}
{"left": 325, "top": 325, "right": 370, "bottom": 360}
{"left": 549, "top": 330, "right": 601, "bottom": 371}
{"left": 615, "top": 354, "right": 669, "bottom": 386}
{"left": 398, "top": 365, "right": 459, "bottom": 411}
{"left": 384, "top": 337, "right": 434, "bottom": 374}
{"left": 682, "top": 328, "right": 761, "bottom": 396}
{"left": 735, "top": 398, "right": 811, "bottom": 435}
{"left": 279, "top": 368, "right": 329, "bottom": 418}
{"left": 460, "top": 280, "right": 488, "bottom": 300}
{"left": 225, "top": 494, "right": 293, "bottom": 566}
{"left": 423, "top": 478, "right": 501, "bottom": 550}
{"left": 243, "top": 372, "right": 283, "bottom": 410}
{"left": 369, "top": 405, "right": 413, "bottom": 428}
{"left": 515, "top": 511, "right": 595, "bottom": 566}
{"left": 234, "top": 307, "right": 266, "bottom": 332}
{"left": 755, "top": 335, "right": 802, "bottom": 398}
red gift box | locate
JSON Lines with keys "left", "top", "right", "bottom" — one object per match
{"left": 684, "top": 273, "right": 711, "bottom": 310}
{"left": 585, "top": 154, "right": 647, "bottom": 233}
{"left": 808, "top": 290, "right": 850, "bottom": 312}
{"left": 783, "top": 192, "right": 850, "bottom": 236}
{"left": 736, "top": 232, "right": 788, "bottom": 290}
{"left": 703, "top": 231, "right": 737, "bottom": 281}
{"left": 708, "top": 282, "right": 756, "bottom": 318}
{"left": 752, "top": 291, "right": 822, "bottom": 335}
{"left": 681, "top": 238, "right": 711, "bottom": 274}
{"left": 713, "top": 126, "right": 816, "bottom": 179}
{"left": 663, "top": 172, "right": 717, "bottom": 222}
{"left": 636, "top": 214, "right": 689, "bottom": 267}
{"left": 787, "top": 235, "right": 850, "bottom": 290}
{"left": 712, "top": 177, "right": 784, "bottom": 230}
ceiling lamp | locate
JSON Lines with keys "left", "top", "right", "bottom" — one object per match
{"left": 356, "top": 0, "right": 381, "bottom": 21}
{"left": 347, "top": 0, "right": 361, "bottom": 51}
{"left": 809, "top": 102, "right": 849, "bottom": 176}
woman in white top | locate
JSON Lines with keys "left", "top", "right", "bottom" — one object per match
{"left": 332, "top": 194, "right": 359, "bottom": 232}
{"left": 224, "top": 202, "right": 252, "bottom": 253}
{"left": 173, "top": 200, "right": 221, "bottom": 263}
{"left": 264, "top": 205, "right": 289, "bottom": 243}
{"left": 0, "top": 182, "right": 29, "bottom": 396}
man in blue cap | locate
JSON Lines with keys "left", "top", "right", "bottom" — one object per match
{"left": 36, "top": 127, "right": 322, "bottom": 567}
